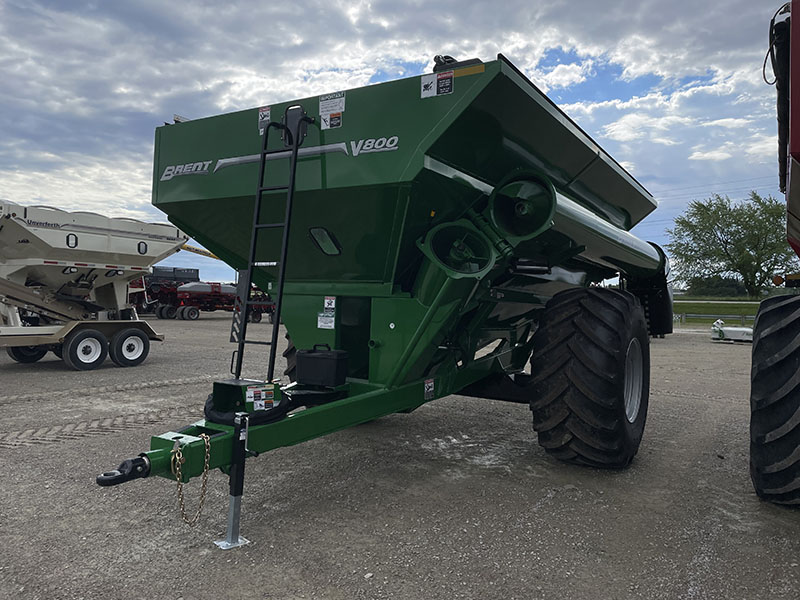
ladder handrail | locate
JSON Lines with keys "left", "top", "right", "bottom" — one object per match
{"left": 231, "top": 110, "right": 313, "bottom": 382}
{"left": 266, "top": 113, "right": 313, "bottom": 382}
{"left": 231, "top": 121, "right": 280, "bottom": 379}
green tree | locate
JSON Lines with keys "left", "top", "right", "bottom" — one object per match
{"left": 666, "top": 192, "right": 798, "bottom": 298}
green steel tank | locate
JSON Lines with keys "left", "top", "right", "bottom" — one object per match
{"left": 98, "top": 55, "right": 672, "bottom": 544}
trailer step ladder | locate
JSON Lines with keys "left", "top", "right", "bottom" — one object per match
{"left": 229, "top": 105, "right": 314, "bottom": 382}
{"left": 219, "top": 105, "right": 314, "bottom": 551}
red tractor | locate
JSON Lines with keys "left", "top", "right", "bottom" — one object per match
{"left": 753, "top": 1, "right": 800, "bottom": 504}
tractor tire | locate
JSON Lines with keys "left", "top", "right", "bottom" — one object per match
{"left": 163, "top": 305, "right": 178, "bottom": 319}
{"left": 62, "top": 329, "right": 108, "bottom": 371}
{"left": 6, "top": 345, "right": 48, "bottom": 363}
{"left": 283, "top": 334, "right": 296, "bottom": 382}
{"left": 529, "top": 288, "right": 650, "bottom": 468}
{"left": 185, "top": 306, "right": 200, "bottom": 320}
{"left": 109, "top": 328, "right": 150, "bottom": 367}
{"left": 750, "top": 294, "right": 800, "bottom": 504}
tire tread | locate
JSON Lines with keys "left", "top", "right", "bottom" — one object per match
{"left": 750, "top": 294, "right": 800, "bottom": 504}
{"left": 530, "top": 288, "right": 649, "bottom": 468}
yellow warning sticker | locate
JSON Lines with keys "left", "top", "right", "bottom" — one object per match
{"left": 454, "top": 64, "right": 486, "bottom": 77}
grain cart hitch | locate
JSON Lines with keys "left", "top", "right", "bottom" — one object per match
{"left": 97, "top": 54, "right": 672, "bottom": 546}
{"left": 97, "top": 456, "right": 150, "bottom": 486}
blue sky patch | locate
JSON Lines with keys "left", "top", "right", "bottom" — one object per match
{"left": 545, "top": 57, "right": 662, "bottom": 104}
{"left": 369, "top": 60, "right": 427, "bottom": 84}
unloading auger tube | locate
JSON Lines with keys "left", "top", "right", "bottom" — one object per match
{"left": 97, "top": 53, "right": 672, "bottom": 545}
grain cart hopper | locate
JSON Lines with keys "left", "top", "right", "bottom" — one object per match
{"left": 97, "top": 54, "right": 672, "bottom": 546}
{"left": 0, "top": 200, "right": 187, "bottom": 369}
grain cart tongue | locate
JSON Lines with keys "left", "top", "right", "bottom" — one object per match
{"left": 98, "top": 55, "right": 672, "bottom": 546}
{"left": 0, "top": 200, "right": 187, "bottom": 369}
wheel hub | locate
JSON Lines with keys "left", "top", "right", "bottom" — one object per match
{"left": 624, "top": 337, "right": 643, "bottom": 423}
{"left": 122, "top": 336, "right": 144, "bottom": 360}
{"left": 78, "top": 339, "right": 102, "bottom": 363}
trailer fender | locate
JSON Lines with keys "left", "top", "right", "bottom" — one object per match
{"left": 53, "top": 320, "right": 165, "bottom": 343}
{"left": 625, "top": 243, "right": 673, "bottom": 336}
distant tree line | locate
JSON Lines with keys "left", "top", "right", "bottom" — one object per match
{"left": 685, "top": 275, "right": 746, "bottom": 297}
{"left": 666, "top": 192, "right": 799, "bottom": 298}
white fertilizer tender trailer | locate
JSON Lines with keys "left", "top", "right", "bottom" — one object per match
{"left": 0, "top": 200, "right": 187, "bottom": 370}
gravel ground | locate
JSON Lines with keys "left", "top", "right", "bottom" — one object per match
{"left": 0, "top": 316, "right": 798, "bottom": 600}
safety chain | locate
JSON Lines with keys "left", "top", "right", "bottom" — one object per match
{"left": 171, "top": 433, "right": 211, "bottom": 526}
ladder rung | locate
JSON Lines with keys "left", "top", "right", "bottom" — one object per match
{"left": 258, "top": 185, "right": 288, "bottom": 193}
{"left": 254, "top": 223, "right": 284, "bottom": 229}
{"left": 253, "top": 261, "right": 279, "bottom": 267}
{"left": 243, "top": 340, "right": 272, "bottom": 346}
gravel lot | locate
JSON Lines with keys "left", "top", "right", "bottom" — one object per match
{"left": 1, "top": 316, "right": 798, "bottom": 599}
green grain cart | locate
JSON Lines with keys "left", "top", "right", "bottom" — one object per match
{"left": 98, "top": 55, "right": 672, "bottom": 547}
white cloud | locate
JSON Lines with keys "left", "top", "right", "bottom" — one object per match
{"left": 701, "top": 118, "right": 753, "bottom": 128}
{"left": 745, "top": 134, "right": 778, "bottom": 160}
{"left": 1, "top": 152, "right": 157, "bottom": 221}
{"left": 541, "top": 62, "right": 592, "bottom": 89}
{"left": 0, "top": 0, "right": 784, "bottom": 252}
{"left": 688, "top": 150, "right": 733, "bottom": 161}
{"left": 603, "top": 114, "right": 652, "bottom": 142}
{"left": 603, "top": 113, "right": 693, "bottom": 144}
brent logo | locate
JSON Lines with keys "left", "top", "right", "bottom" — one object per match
{"left": 350, "top": 136, "right": 399, "bottom": 157}
{"left": 160, "top": 160, "right": 213, "bottom": 181}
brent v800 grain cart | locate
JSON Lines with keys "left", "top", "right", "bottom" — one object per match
{"left": 0, "top": 200, "right": 187, "bottom": 370}
{"left": 98, "top": 54, "right": 672, "bottom": 547}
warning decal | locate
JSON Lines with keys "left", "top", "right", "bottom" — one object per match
{"left": 319, "top": 91, "right": 345, "bottom": 130}
{"left": 424, "top": 378, "right": 435, "bottom": 400}
{"left": 321, "top": 112, "right": 342, "bottom": 130}
{"left": 319, "top": 91, "right": 345, "bottom": 114}
{"left": 247, "top": 385, "right": 276, "bottom": 411}
{"left": 421, "top": 71, "right": 454, "bottom": 99}
{"left": 258, "top": 106, "right": 271, "bottom": 135}
{"left": 317, "top": 312, "right": 335, "bottom": 329}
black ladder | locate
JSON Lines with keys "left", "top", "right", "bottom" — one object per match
{"left": 230, "top": 105, "right": 314, "bottom": 382}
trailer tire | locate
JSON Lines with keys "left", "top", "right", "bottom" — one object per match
{"left": 6, "top": 345, "right": 48, "bottom": 363}
{"left": 185, "top": 306, "right": 200, "bottom": 320}
{"left": 268, "top": 312, "right": 275, "bottom": 324}
{"left": 750, "top": 294, "right": 800, "bottom": 504}
{"left": 62, "top": 329, "right": 108, "bottom": 371}
{"left": 155, "top": 305, "right": 166, "bottom": 319}
{"left": 283, "top": 334, "right": 296, "bottom": 382}
{"left": 249, "top": 310, "right": 262, "bottom": 323}
{"left": 529, "top": 288, "right": 649, "bottom": 468}
{"left": 109, "top": 328, "right": 150, "bottom": 367}
{"left": 176, "top": 306, "right": 187, "bottom": 320}
{"left": 163, "top": 305, "right": 178, "bottom": 319}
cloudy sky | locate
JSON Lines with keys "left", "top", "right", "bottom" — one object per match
{"left": 0, "top": 0, "right": 784, "bottom": 281}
